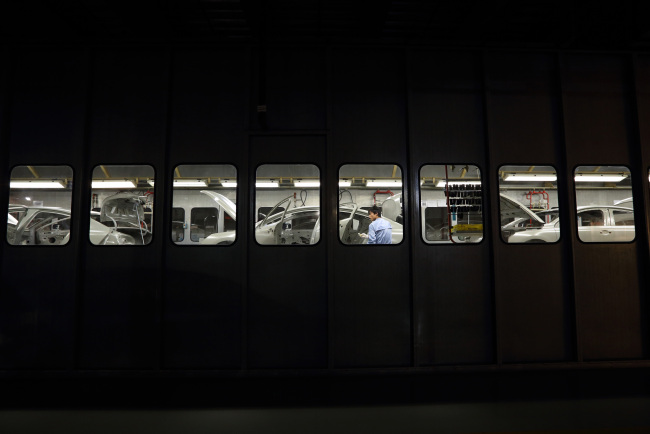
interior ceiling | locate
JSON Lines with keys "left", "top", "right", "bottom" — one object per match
{"left": 12, "top": 164, "right": 633, "bottom": 180}
{"left": 2, "top": 0, "right": 650, "bottom": 50}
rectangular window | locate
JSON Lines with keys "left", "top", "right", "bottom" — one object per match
{"left": 338, "top": 164, "right": 403, "bottom": 245}
{"left": 498, "top": 165, "right": 559, "bottom": 244}
{"left": 7, "top": 165, "right": 73, "bottom": 246}
{"left": 574, "top": 165, "right": 634, "bottom": 243}
{"left": 255, "top": 164, "right": 320, "bottom": 245}
{"left": 420, "top": 164, "right": 483, "bottom": 244}
{"left": 90, "top": 164, "right": 154, "bottom": 245}
{"left": 171, "top": 164, "right": 237, "bottom": 246}
{"left": 190, "top": 207, "right": 219, "bottom": 242}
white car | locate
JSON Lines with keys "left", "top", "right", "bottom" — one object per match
{"left": 507, "top": 205, "right": 635, "bottom": 243}
{"left": 7, "top": 205, "right": 135, "bottom": 246}
{"left": 199, "top": 192, "right": 403, "bottom": 245}
{"left": 98, "top": 192, "right": 152, "bottom": 245}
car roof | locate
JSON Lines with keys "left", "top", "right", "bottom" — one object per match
{"left": 576, "top": 205, "right": 634, "bottom": 211}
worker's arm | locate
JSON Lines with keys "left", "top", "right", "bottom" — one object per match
{"left": 367, "top": 224, "right": 376, "bottom": 244}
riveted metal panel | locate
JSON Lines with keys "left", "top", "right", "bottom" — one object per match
{"left": 330, "top": 48, "right": 411, "bottom": 367}
{"left": 486, "top": 51, "right": 575, "bottom": 363}
{"left": 79, "top": 48, "right": 169, "bottom": 368}
{"left": 247, "top": 135, "right": 328, "bottom": 368}
{"left": 409, "top": 49, "right": 494, "bottom": 365}
{"left": 561, "top": 53, "right": 646, "bottom": 360}
{"left": 162, "top": 48, "right": 250, "bottom": 369}
{"left": 0, "top": 48, "right": 89, "bottom": 368}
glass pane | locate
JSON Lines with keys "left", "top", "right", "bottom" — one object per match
{"left": 338, "top": 164, "right": 404, "bottom": 245}
{"left": 90, "top": 164, "right": 154, "bottom": 245}
{"left": 498, "top": 165, "right": 560, "bottom": 243}
{"left": 190, "top": 208, "right": 219, "bottom": 242}
{"left": 574, "top": 165, "right": 634, "bottom": 243}
{"left": 420, "top": 164, "right": 483, "bottom": 244}
{"left": 255, "top": 164, "right": 320, "bottom": 245}
{"left": 171, "top": 164, "right": 237, "bottom": 245}
{"left": 8, "top": 165, "right": 73, "bottom": 246}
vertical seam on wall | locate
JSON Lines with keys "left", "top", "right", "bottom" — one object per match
{"left": 158, "top": 46, "right": 174, "bottom": 370}
{"left": 0, "top": 45, "right": 15, "bottom": 284}
{"left": 73, "top": 46, "right": 96, "bottom": 369}
{"left": 242, "top": 47, "right": 256, "bottom": 371}
{"left": 627, "top": 53, "right": 650, "bottom": 357}
{"left": 405, "top": 47, "right": 416, "bottom": 368}
{"left": 326, "top": 46, "right": 333, "bottom": 370}
{"left": 480, "top": 49, "right": 501, "bottom": 366}
{"left": 555, "top": 51, "right": 582, "bottom": 363}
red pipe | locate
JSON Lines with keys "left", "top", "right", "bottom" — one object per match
{"left": 444, "top": 165, "right": 455, "bottom": 243}
{"left": 373, "top": 190, "right": 394, "bottom": 205}
{"left": 526, "top": 190, "right": 549, "bottom": 210}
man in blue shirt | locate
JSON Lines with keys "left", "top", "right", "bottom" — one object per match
{"left": 367, "top": 205, "right": 392, "bottom": 244}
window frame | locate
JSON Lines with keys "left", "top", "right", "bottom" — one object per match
{"left": 419, "top": 163, "right": 484, "bottom": 246}
{"left": 6, "top": 164, "right": 75, "bottom": 248}
{"left": 573, "top": 164, "right": 636, "bottom": 244}
{"left": 170, "top": 163, "right": 239, "bottom": 247}
{"left": 254, "top": 163, "right": 322, "bottom": 247}
{"left": 337, "top": 162, "right": 405, "bottom": 247}
{"left": 498, "top": 163, "right": 561, "bottom": 245}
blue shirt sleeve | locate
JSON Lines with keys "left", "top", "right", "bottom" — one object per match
{"left": 368, "top": 221, "right": 377, "bottom": 244}
{"left": 368, "top": 222, "right": 377, "bottom": 244}
{"left": 367, "top": 219, "right": 392, "bottom": 244}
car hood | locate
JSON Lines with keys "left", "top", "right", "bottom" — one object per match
{"left": 100, "top": 193, "right": 146, "bottom": 226}
{"left": 381, "top": 193, "right": 402, "bottom": 221}
{"left": 200, "top": 190, "right": 237, "bottom": 221}
{"left": 499, "top": 193, "right": 544, "bottom": 225}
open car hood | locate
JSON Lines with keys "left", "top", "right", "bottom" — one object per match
{"left": 499, "top": 193, "right": 544, "bottom": 225}
{"left": 100, "top": 193, "right": 146, "bottom": 227}
{"left": 200, "top": 190, "right": 237, "bottom": 221}
{"left": 381, "top": 193, "right": 402, "bottom": 221}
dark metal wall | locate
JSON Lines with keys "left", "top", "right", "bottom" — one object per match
{"left": 0, "top": 46, "right": 648, "bottom": 373}
{"left": 485, "top": 52, "right": 574, "bottom": 363}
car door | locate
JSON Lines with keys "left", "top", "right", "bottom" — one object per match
{"left": 255, "top": 196, "right": 292, "bottom": 245}
{"left": 339, "top": 204, "right": 360, "bottom": 244}
{"left": 609, "top": 208, "right": 635, "bottom": 242}
{"left": 577, "top": 208, "right": 608, "bottom": 242}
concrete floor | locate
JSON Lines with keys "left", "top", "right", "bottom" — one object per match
{"left": 1, "top": 398, "right": 650, "bottom": 434}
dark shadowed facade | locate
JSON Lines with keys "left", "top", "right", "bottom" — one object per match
{"left": 1, "top": 1, "right": 650, "bottom": 431}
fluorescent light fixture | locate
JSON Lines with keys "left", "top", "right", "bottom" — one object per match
{"left": 173, "top": 180, "right": 208, "bottom": 188}
{"left": 436, "top": 180, "right": 482, "bottom": 187}
{"left": 10, "top": 180, "right": 65, "bottom": 189}
{"left": 91, "top": 180, "right": 136, "bottom": 189}
{"left": 294, "top": 181, "right": 320, "bottom": 188}
{"left": 574, "top": 174, "right": 626, "bottom": 182}
{"left": 147, "top": 180, "right": 155, "bottom": 187}
{"left": 339, "top": 180, "right": 351, "bottom": 187}
{"left": 366, "top": 180, "right": 403, "bottom": 187}
{"left": 503, "top": 174, "right": 557, "bottom": 182}
{"left": 256, "top": 181, "right": 279, "bottom": 188}
{"left": 221, "top": 181, "right": 238, "bottom": 188}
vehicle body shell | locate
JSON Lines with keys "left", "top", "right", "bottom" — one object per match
{"left": 7, "top": 205, "right": 135, "bottom": 246}
{"left": 508, "top": 205, "right": 635, "bottom": 243}
{"left": 199, "top": 192, "right": 403, "bottom": 245}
